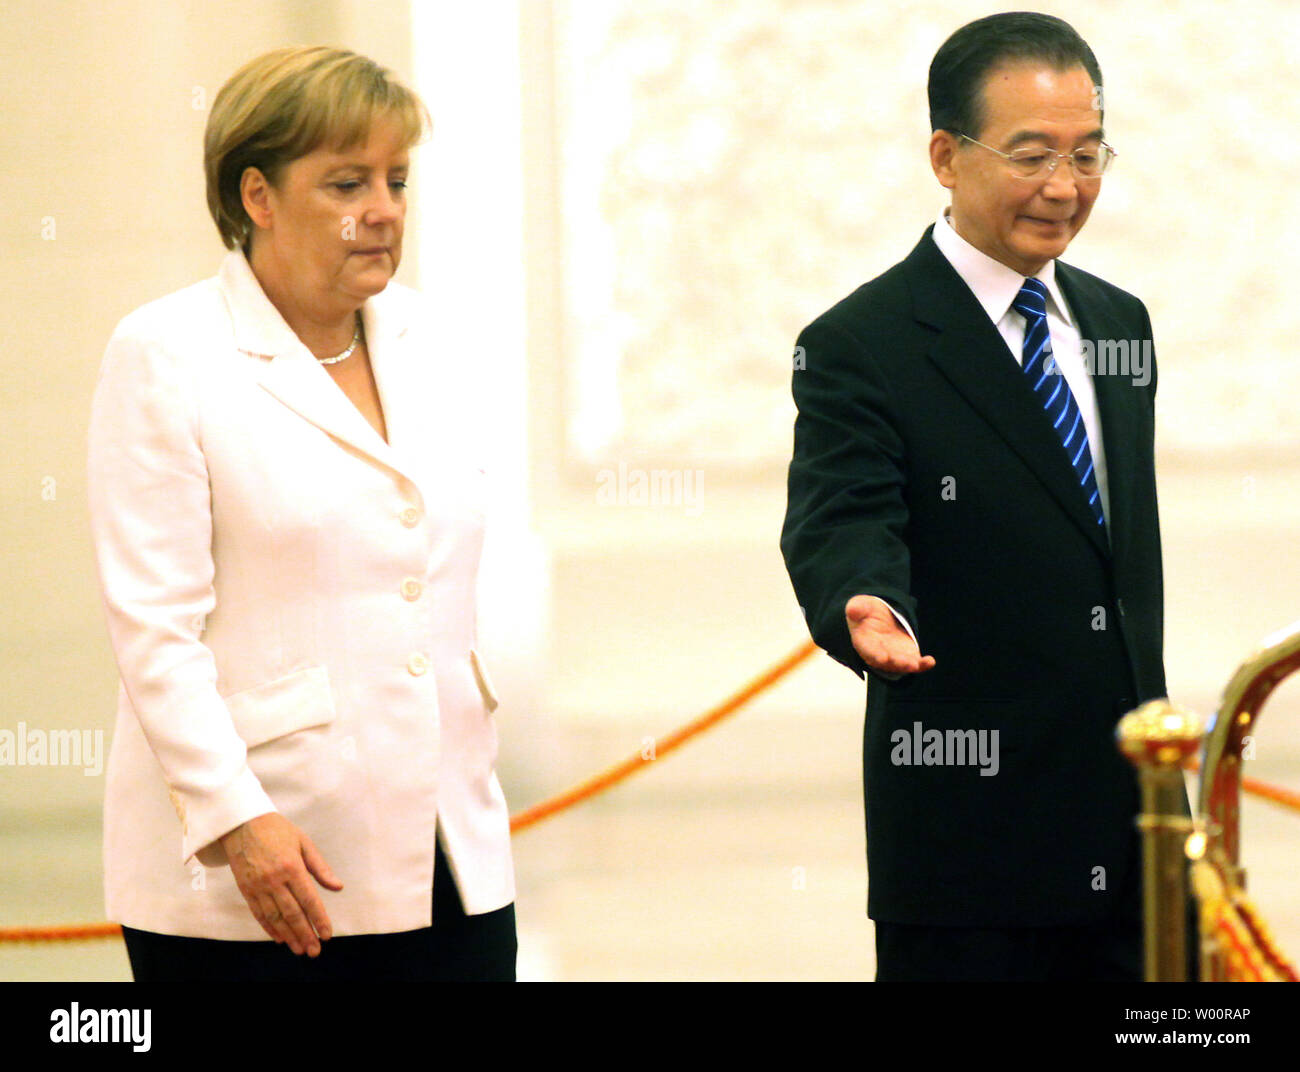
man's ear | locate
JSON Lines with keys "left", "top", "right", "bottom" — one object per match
{"left": 930, "top": 130, "right": 960, "bottom": 190}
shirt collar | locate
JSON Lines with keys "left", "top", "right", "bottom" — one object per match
{"left": 931, "top": 208, "right": 1074, "bottom": 328}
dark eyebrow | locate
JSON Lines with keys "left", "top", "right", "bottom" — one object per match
{"left": 1004, "top": 128, "right": 1105, "bottom": 150}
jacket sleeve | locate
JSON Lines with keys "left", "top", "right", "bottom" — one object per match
{"left": 87, "top": 321, "right": 276, "bottom": 864}
{"left": 780, "top": 316, "right": 918, "bottom": 678}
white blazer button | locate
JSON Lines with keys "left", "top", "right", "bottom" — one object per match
{"left": 401, "top": 577, "right": 422, "bottom": 600}
{"left": 407, "top": 652, "right": 430, "bottom": 675}
{"left": 400, "top": 507, "right": 420, "bottom": 527}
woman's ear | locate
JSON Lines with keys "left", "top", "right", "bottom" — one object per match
{"left": 240, "top": 166, "right": 275, "bottom": 232}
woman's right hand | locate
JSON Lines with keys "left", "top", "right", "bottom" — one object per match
{"left": 217, "top": 812, "right": 344, "bottom": 956}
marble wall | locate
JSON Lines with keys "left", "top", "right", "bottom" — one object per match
{"left": 550, "top": 0, "right": 1300, "bottom": 468}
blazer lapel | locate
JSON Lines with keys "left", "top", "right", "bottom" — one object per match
{"left": 217, "top": 249, "right": 429, "bottom": 496}
{"left": 902, "top": 231, "right": 1110, "bottom": 560}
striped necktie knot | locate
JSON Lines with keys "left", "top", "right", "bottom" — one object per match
{"left": 1011, "top": 276, "right": 1050, "bottom": 322}
{"left": 1013, "top": 277, "right": 1106, "bottom": 531}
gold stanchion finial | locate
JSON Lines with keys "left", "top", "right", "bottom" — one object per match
{"left": 1118, "top": 699, "right": 1203, "bottom": 981}
{"left": 1117, "top": 700, "right": 1203, "bottom": 768}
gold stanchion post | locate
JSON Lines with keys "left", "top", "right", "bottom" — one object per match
{"left": 1117, "top": 700, "right": 1203, "bottom": 982}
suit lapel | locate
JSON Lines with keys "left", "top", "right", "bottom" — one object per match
{"left": 217, "top": 249, "right": 429, "bottom": 497}
{"left": 1056, "top": 262, "right": 1144, "bottom": 568}
{"left": 902, "top": 231, "right": 1110, "bottom": 559}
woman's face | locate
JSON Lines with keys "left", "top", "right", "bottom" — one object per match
{"left": 244, "top": 115, "right": 409, "bottom": 310}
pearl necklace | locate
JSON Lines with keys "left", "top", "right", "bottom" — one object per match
{"left": 317, "top": 315, "right": 361, "bottom": 365}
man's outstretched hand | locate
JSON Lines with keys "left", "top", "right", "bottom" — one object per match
{"left": 845, "top": 595, "right": 937, "bottom": 675}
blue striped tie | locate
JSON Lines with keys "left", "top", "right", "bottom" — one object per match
{"left": 1012, "top": 278, "right": 1105, "bottom": 530}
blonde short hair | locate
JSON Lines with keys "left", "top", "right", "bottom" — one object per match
{"left": 204, "top": 46, "right": 430, "bottom": 250}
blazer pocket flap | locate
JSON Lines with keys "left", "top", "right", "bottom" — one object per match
{"left": 469, "top": 648, "right": 499, "bottom": 713}
{"left": 221, "top": 666, "right": 336, "bottom": 748}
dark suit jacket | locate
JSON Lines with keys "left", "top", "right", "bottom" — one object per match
{"left": 781, "top": 225, "right": 1167, "bottom": 928}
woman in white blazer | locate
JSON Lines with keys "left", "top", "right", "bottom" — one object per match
{"left": 86, "top": 46, "right": 516, "bottom": 981}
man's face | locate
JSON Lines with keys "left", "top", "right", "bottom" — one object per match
{"left": 933, "top": 62, "right": 1103, "bottom": 276}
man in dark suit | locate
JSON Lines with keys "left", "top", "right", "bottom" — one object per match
{"left": 781, "top": 12, "right": 1168, "bottom": 980}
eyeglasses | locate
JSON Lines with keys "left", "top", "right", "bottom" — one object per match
{"left": 957, "top": 134, "right": 1117, "bottom": 180}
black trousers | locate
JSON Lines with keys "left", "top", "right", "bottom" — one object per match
{"left": 121, "top": 839, "right": 516, "bottom": 982}
{"left": 874, "top": 916, "right": 1143, "bottom": 981}
{"left": 874, "top": 892, "right": 1200, "bottom": 981}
